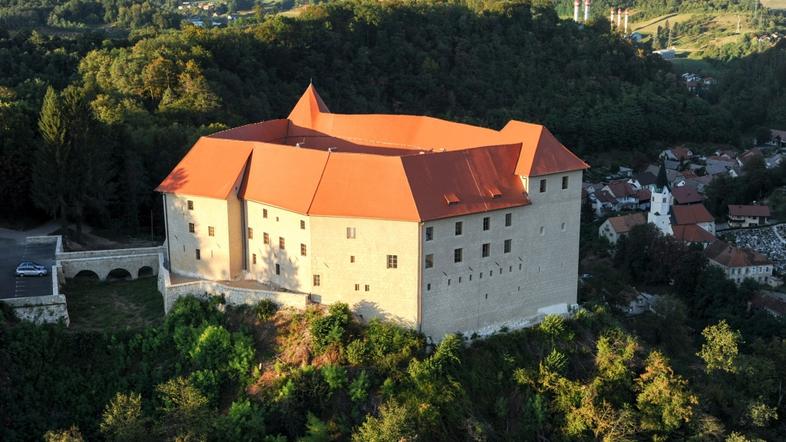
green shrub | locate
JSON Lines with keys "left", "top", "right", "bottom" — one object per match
{"left": 321, "top": 364, "right": 348, "bottom": 392}
{"left": 310, "top": 302, "right": 353, "bottom": 352}
{"left": 349, "top": 370, "right": 370, "bottom": 403}
{"left": 254, "top": 299, "right": 278, "bottom": 322}
{"left": 346, "top": 339, "right": 371, "bottom": 365}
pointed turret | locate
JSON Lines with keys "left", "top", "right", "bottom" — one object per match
{"left": 288, "top": 84, "right": 331, "bottom": 128}
{"left": 656, "top": 161, "right": 669, "bottom": 192}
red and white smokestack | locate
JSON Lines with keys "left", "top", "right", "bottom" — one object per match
{"left": 617, "top": 7, "right": 622, "bottom": 28}
{"left": 624, "top": 9, "right": 629, "bottom": 34}
{"left": 584, "top": 0, "right": 591, "bottom": 22}
{"left": 574, "top": 0, "right": 580, "bottom": 22}
{"left": 610, "top": 7, "right": 615, "bottom": 27}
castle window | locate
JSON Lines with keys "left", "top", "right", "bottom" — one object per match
{"left": 252, "top": 253, "right": 257, "bottom": 264}
{"left": 427, "top": 283, "right": 431, "bottom": 291}
{"left": 562, "top": 176, "right": 569, "bottom": 190}
{"left": 447, "top": 279, "right": 451, "bottom": 286}
{"left": 455, "top": 221, "right": 463, "bottom": 236}
{"left": 561, "top": 222, "right": 567, "bottom": 232}
{"left": 482, "top": 217, "right": 490, "bottom": 231}
{"left": 279, "top": 237, "right": 285, "bottom": 250}
{"left": 540, "top": 179, "right": 547, "bottom": 193}
{"left": 188, "top": 223, "right": 195, "bottom": 233}
{"left": 263, "top": 208, "right": 268, "bottom": 218}
{"left": 275, "top": 264, "right": 280, "bottom": 275}
{"left": 247, "top": 227, "right": 253, "bottom": 239}
{"left": 539, "top": 226, "right": 545, "bottom": 236}
{"left": 505, "top": 213, "right": 512, "bottom": 227}
{"left": 300, "top": 220, "right": 306, "bottom": 230}
{"left": 481, "top": 243, "right": 490, "bottom": 258}
{"left": 458, "top": 276, "right": 462, "bottom": 283}
{"left": 346, "top": 227, "right": 356, "bottom": 239}
{"left": 365, "top": 284, "right": 370, "bottom": 292}
{"left": 313, "top": 275, "right": 320, "bottom": 286}
{"left": 263, "top": 232, "right": 269, "bottom": 245}
{"left": 425, "top": 226, "right": 433, "bottom": 241}
{"left": 300, "top": 244, "right": 307, "bottom": 256}
{"left": 355, "top": 283, "right": 360, "bottom": 291}
{"left": 387, "top": 255, "right": 398, "bottom": 269}
{"left": 425, "top": 254, "right": 434, "bottom": 269}
{"left": 504, "top": 239, "right": 512, "bottom": 253}
{"left": 208, "top": 226, "right": 215, "bottom": 237}
{"left": 195, "top": 249, "right": 201, "bottom": 260}
{"left": 187, "top": 200, "right": 194, "bottom": 210}
{"left": 454, "top": 248, "right": 463, "bottom": 263}
{"left": 350, "top": 255, "right": 355, "bottom": 263}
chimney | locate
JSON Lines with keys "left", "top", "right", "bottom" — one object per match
{"left": 574, "top": 0, "right": 580, "bottom": 22}
{"left": 610, "top": 7, "right": 615, "bottom": 28}
{"left": 624, "top": 9, "right": 629, "bottom": 34}
{"left": 617, "top": 7, "right": 622, "bottom": 28}
{"left": 584, "top": 0, "right": 590, "bottom": 22}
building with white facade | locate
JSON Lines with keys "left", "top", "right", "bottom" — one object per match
{"left": 705, "top": 240, "right": 774, "bottom": 285}
{"left": 157, "top": 86, "right": 589, "bottom": 341}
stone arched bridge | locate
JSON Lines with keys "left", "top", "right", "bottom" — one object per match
{"left": 58, "top": 246, "right": 165, "bottom": 281}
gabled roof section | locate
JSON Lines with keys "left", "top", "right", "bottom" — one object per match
{"left": 672, "top": 204, "right": 714, "bottom": 225}
{"left": 672, "top": 224, "right": 716, "bottom": 243}
{"left": 288, "top": 84, "right": 330, "bottom": 128}
{"left": 607, "top": 213, "right": 646, "bottom": 234}
{"left": 729, "top": 204, "right": 771, "bottom": 218}
{"left": 705, "top": 240, "right": 772, "bottom": 268}
{"left": 499, "top": 121, "right": 589, "bottom": 176}
{"left": 156, "top": 137, "right": 253, "bottom": 199}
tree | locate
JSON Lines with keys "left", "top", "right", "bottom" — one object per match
{"left": 636, "top": 351, "right": 698, "bottom": 433}
{"left": 697, "top": 320, "right": 742, "bottom": 374}
{"left": 100, "top": 392, "right": 147, "bottom": 442}
{"left": 43, "top": 426, "right": 84, "bottom": 442}
{"left": 352, "top": 400, "right": 418, "bottom": 442}
{"left": 155, "top": 377, "right": 212, "bottom": 440}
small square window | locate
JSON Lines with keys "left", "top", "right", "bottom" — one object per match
{"left": 279, "top": 237, "right": 285, "bottom": 250}
{"left": 540, "top": 226, "right": 545, "bottom": 236}
{"left": 562, "top": 176, "right": 569, "bottom": 190}
{"left": 263, "top": 208, "right": 268, "bottom": 218}
{"left": 425, "top": 254, "right": 434, "bottom": 269}
{"left": 195, "top": 249, "right": 201, "bottom": 260}
{"left": 504, "top": 239, "right": 512, "bottom": 253}
{"left": 208, "top": 226, "right": 215, "bottom": 237}
{"left": 188, "top": 223, "right": 195, "bottom": 233}
{"left": 187, "top": 200, "right": 194, "bottom": 210}
{"left": 300, "top": 244, "right": 307, "bottom": 256}
{"left": 275, "top": 263, "right": 280, "bottom": 275}
{"left": 458, "top": 276, "right": 462, "bottom": 283}
{"left": 252, "top": 253, "right": 257, "bottom": 264}
{"left": 447, "top": 279, "right": 451, "bottom": 286}
{"left": 263, "top": 232, "right": 269, "bottom": 245}
{"left": 364, "top": 284, "right": 370, "bottom": 292}
{"left": 425, "top": 226, "right": 433, "bottom": 241}
{"left": 505, "top": 213, "right": 512, "bottom": 227}
{"left": 387, "top": 255, "right": 398, "bottom": 269}
{"left": 313, "top": 275, "right": 320, "bottom": 286}
{"left": 539, "top": 179, "right": 547, "bottom": 193}
{"left": 427, "top": 283, "right": 431, "bottom": 291}
{"left": 247, "top": 227, "right": 253, "bottom": 239}
{"left": 481, "top": 243, "right": 490, "bottom": 258}
{"left": 300, "top": 220, "right": 306, "bottom": 230}
{"left": 455, "top": 221, "right": 463, "bottom": 236}
{"left": 482, "top": 217, "right": 490, "bottom": 231}
{"left": 350, "top": 255, "right": 355, "bottom": 263}
{"left": 355, "top": 283, "right": 360, "bottom": 291}
{"left": 346, "top": 227, "right": 356, "bottom": 239}
{"left": 561, "top": 222, "right": 567, "bottom": 232}
{"left": 454, "top": 248, "right": 463, "bottom": 263}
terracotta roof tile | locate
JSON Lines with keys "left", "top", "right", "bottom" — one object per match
{"left": 729, "top": 205, "right": 771, "bottom": 218}
{"left": 607, "top": 212, "right": 646, "bottom": 234}
{"left": 672, "top": 224, "right": 716, "bottom": 243}
{"left": 705, "top": 240, "right": 772, "bottom": 268}
{"left": 672, "top": 186, "right": 703, "bottom": 204}
{"left": 672, "top": 204, "right": 714, "bottom": 225}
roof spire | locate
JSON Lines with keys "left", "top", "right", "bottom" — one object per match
{"left": 288, "top": 83, "right": 330, "bottom": 128}
{"left": 656, "top": 160, "right": 669, "bottom": 191}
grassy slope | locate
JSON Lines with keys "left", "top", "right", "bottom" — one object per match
{"left": 630, "top": 11, "right": 756, "bottom": 54}
{"left": 64, "top": 278, "right": 164, "bottom": 332}
{"left": 762, "top": 0, "right": 786, "bottom": 9}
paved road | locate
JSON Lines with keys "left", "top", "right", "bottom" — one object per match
{"left": 0, "top": 238, "right": 56, "bottom": 299}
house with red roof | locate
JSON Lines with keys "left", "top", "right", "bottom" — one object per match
{"left": 705, "top": 240, "right": 773, "bottom": 285}
{"left": 728, "top": 205, "right": 771, "bottom": 228}
{"left": 671, "top": 204, "right": 716, "bottom": 235}
{"left": 157, "top": 85, "right": 589, "bottom": 341}
{"left": 598, "top": 213, "right": 646, "bottom": 244}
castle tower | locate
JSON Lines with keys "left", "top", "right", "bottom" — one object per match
{"left": 648, "top": 162, "right": 673, "bottom": 235}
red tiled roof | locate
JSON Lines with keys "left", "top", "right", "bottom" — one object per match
{"left": 728, "top": 205, "right": 771, "bottom": 218}
{"left": 672, "top": 186, "right": 703, "bottom": 204}
{"left": 606, "top": 180, "right": 636, "bottom": 198}
{"left": 606, "top": 212, "right": 646, "bottom": 234}
{"left": 636, "top": 189, "right": 651, "bottom": 202}
{"left": 705, "top": 240, "right": 772, "bottom": 268}
{"left": 672, "top": 204, "right": 714, "bottom": 225}
{"left": 595, "top": 190, "right": 617, "bottom": 204}
{"left": 672, "top": 224, "right": 716, "bottom": 243}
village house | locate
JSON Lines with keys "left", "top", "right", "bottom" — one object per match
{"left": 156, "top": 85, "right": 589, "bottom": 341}
{"left": 671, "top": 186, "right": 703, "bottom": 205}
{"left": 704, "top": 240, "right": 774, "bottom": 285}
{"left": 728, "top": 205, "right": 771, "bottom": 228}
{"left": 602, "top": 180, "right": 639, "bottom": 210}
{"left": 671, "top": 204, "right": 716, "bottom": 235}
{"left": 598, "top": 212, "right": 647, "bottom": 244}
{"left": 671, "top": 224, "right": 716, "bottom": 248}
{"left": 660, "top": 147, "right": 693, "bottom": 163}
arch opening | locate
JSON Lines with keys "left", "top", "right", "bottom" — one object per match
{"left": 138, "top": 266, "right": 154, "bottom": 278}
{"left": 73, "top": 269, "right": 100, "bottom": 282}
{"left": 106, "top": 268, "right": 133, "bottom": 282}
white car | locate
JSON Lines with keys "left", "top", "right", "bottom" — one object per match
{"left": 15, "top": 261, "right": 48, "bottom": 277}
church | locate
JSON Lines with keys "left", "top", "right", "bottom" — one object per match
{"left": 156, "top": 85, "right": 589, "bottom": 341}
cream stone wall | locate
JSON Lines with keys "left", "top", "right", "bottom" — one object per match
{"left": 419, "top": 170, "right": 583, "bottom": 341}
{"left": 165, "top": 194, "right": 235, "bottom": 280}
{"left": 309, "top": 216, "right": 420, "bottom": 328}
{"left": 245, "top": 201, "right": 313, "bottom": 292}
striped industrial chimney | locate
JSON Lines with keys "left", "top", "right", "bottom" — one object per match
{"left": 624, "top": 9, "right": 629, "bottom": 34}
{"left": 610, "top": 7, "right": 615, "bottom": 27}
{"left": 617, "top": 7, "right": 622, "bottom": 28}
{"left": 584, "top": 0, "right": 591, "bottom": 22}
{"left": 574, "top": 0, "right": 580, "bottom": 22}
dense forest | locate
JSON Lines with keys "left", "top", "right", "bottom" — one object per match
{"left": 3, "top": 218, "right": 786, "bottom": 440}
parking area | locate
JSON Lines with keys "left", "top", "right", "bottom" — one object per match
{"left": 0, "top": 238, "right": 56, "bottom": 299}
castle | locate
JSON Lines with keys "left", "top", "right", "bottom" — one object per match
{"left": 157, "top": 86, "right": 588, "bottom": 341}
